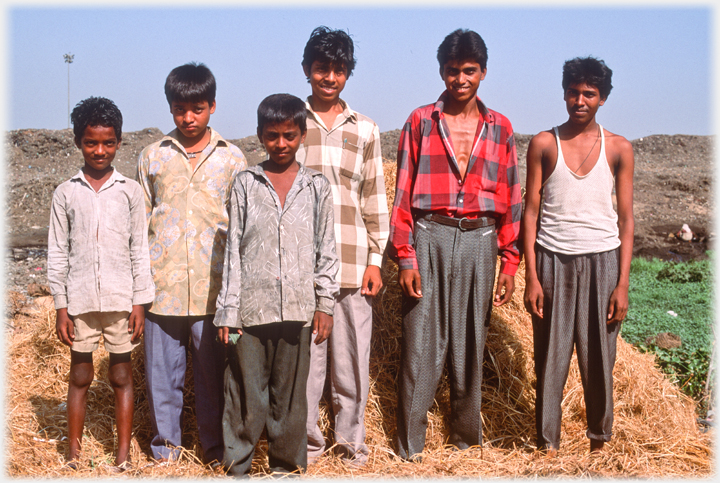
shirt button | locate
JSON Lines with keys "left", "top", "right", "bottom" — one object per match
{"left": 190, "top": 269, "right": 194, "bottom": 274}
{"left": 189, "top": 183, "right": 194, "bottom": 188}
{"left": 188, "top": 210, "right": 193, "bottom": 214}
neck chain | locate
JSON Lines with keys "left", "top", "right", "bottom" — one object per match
{"left": 187, "top": 137, "right": 211, "bottom": 159}
{"left": 574, "top": 124, "right": 601, "bottom": 174}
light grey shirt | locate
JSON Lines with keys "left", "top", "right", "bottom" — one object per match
{"left": 48, "top": 169, "right": 155, "bottom": 316}
{"left": 214, "top": 163, "right": 339, "bottom": 328}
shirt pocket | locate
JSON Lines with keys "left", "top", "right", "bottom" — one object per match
{"left": 103, "top": 198, "right": 131, "bottom": 239}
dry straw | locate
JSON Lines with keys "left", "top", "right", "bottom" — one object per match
{"left": 5, "top": 163, "right": 713, "bottom": 478}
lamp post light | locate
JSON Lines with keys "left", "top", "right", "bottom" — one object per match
{"left": 63, "top": 53, "right": 74, "bottom": 129}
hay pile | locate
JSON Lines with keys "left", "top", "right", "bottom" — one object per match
{"left": 5, "top": 163, "right": 713, "bottom": 478}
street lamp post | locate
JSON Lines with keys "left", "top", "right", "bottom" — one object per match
{"left": 63, "top": 53, "right": 74, "bottom": 129}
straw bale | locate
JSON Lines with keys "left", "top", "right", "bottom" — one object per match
{"left": 5, "top": 162, "right": 714, "bottom": 477}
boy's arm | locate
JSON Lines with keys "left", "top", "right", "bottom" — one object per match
{"left": 135, "top": 150, "right": 155, "bottom": 220}
{"left": 358, "top": 123, "right": 390, "bottom": 297}
{"left": 607, "top": 136, "right": 635, "bottom": 324}
{"left": 129, "top": 183, "right": 156, "bottom": 306}
{"left": 313, "top": 176, "right": 340, "bottom": 344}
{"left": 493, "top": 130, "right": 522, "bottom": 306}
{"left": 214, "top": 175, "right": 246, "bottom": 332}
{"left": 390, "top": 114, "right": 423, "bottom": 298}
{"left": 48, "top": 189, "right": 74, "bottom": 345}
{"left": 522, "top": 133, "right": 551, "bottom": 318}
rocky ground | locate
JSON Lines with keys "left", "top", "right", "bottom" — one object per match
{"left": 4, "top": 127, "right": 714, "bottom": 298}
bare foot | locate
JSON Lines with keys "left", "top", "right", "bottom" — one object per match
{"left": 590, "top": 440, "right": 605, "bottom": 453}
{"left": 538, "top": 446, "right": 557, "bottom": 458}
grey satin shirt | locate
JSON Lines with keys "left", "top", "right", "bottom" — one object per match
{"left": 48, "top": 169, "right": 155, "bottom": 316}
{"left": 214, "top": 163, "right": 339, "bottom": 328}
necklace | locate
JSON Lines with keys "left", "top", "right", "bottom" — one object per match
{"left": 187, "top": 139, "right": 211, "bottom": 159}
{"left": 574, "top": 124, "right": 601, "bottom": 174}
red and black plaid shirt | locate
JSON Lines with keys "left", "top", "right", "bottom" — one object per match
{"left": 388, "top": 92, "right": 521, "bottom": 276}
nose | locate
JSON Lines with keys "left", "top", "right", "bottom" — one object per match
{"left": 183, "top": 110, "right": 193, "bottom": 123}
{"left": 277, "top": 136, "right": 287, "bottom": 148}
{"left": 96, "top": 143, "right": 106, "bottom": 155}
{"left": 326, "top": 70, "right": 336, "bottom": 82}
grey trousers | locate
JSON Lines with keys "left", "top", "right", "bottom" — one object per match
{"left": 144, "top": 313, "right": 225, "bottom": 463}
{"left": 222, "top": 322, "right": 311, "bottom": 476}
{"left": 306, "top": 288, "right": 372, "bottom": 464}
{"left": 532, "top": 246, "right": 621, "bottom": 450}
{"left": 396, "top": 219, "right": 497, "bottom": 460}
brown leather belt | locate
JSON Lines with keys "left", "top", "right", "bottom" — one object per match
{"left": 421, "top": 214, "right": 495, "bottom": 231}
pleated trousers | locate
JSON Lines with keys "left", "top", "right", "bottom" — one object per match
{"left": 396, "top": 218, "right": 497, "bottom": 460}
{"left": 532, "top": 246, "right": 621, "bottom": 450}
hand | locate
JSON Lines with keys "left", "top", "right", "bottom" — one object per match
{"left": 493, "top": 273, "right": 515, "bottom": 306}
{"left": 312, "top": 311, "right": 333, "bottom": 345}
{"left": 523, "top": 277, "right": 544, "bottom": 318}
{"left": 398, "top": 269, "right": 422, "bottom": 299}
{"left": 217, "top": 327, "right": 229, "bottom": 345}
{"left": 361, "top": 265, "right": 383, "bottom": 297}
{"left": 607, "top": 284, "right": 629, "bottom": 324}
{"left": 55, "top": 308, "right": 75, "bottom": 347}
{"left": 128, "top": 305, "right": 145, "bottom": 342}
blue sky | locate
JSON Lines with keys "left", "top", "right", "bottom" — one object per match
{"left": 4, "top": 3, "right": 714, "bottom": 141}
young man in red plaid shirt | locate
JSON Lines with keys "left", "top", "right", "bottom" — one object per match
{"left": 388, "top": 28, "right": 521, "bottom": 461}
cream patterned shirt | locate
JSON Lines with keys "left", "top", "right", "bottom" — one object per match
{"left": 296, "top": 98, "right": 389, "bottom": 288}
{"left": 137, "top": 127, "right": 247, "bottom": 316}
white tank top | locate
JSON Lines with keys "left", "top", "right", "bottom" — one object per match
{"left": 536, "top": 125, "right": 621, "bottom": 255}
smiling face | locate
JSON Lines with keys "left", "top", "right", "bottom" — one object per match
{"left": 441, "top": 59, "right": 486, "bottom": 104}
{"left": 564, "top": 82, "right": 605, "bottom": 124}
{"left": 75, "top": 125, "right": 120, "bottom": 174}
{"left": 304, "top": 61, "right": 348, "bottom": 108}
{"left": 170, "top": 99, "right": 216, "bottom": 140}
{"left": 258, "top": 120, "right": 307, "bottom": 168}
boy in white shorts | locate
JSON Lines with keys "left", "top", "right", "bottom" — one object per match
{"left": 48, "top": 96, "right": 155, "bottom": 470}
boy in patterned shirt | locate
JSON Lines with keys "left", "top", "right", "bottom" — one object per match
{"left": 297, "top": 26, "right": 389, "bottom": 468}
{"left": 215, "top": 94, "right": 339, "bottom": 476}
{"left": 136, "top": 62, "right": 247, "bottom": 465}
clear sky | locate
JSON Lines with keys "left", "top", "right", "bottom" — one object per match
{"left": 4, "top": 2, "right": 714, "bottom": 141}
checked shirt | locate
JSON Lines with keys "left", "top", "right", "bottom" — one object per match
{"left": 388, "top": 92, "right": 521, "bottom": 276}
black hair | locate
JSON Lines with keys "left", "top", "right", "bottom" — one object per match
{"left": 302, "top": 26, "right": 356, "bottom": 76}
{"left": 437, "top": 29, "right": 488, "bottom": 72}
{"left": 164, "top": 62, "right": 216, "bottom": 107}
{"left": 70, "top": 96, "right": 123, "bottom": 141}
{"left": 257, "top": 94, "right": 307, "bottom": 135}
{"left": 562, "top": 57, "right": 613, "bottom": 100}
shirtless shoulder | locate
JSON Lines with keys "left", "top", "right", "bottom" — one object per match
{"left": 602, "top": 128, "right": 634, "bottom": 171}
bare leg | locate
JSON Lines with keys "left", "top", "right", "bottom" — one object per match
{"left": 67, "top": 351, "right": 94, "bottom": 462}
{"left": 590, "top": 439, "right": 605, "bottom": 453}
{"left": 108, "top": 352, "right": 133, "bottom": 466}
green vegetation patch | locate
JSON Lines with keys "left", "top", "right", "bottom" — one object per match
{"left": 621, "top": 255, "right": 714, "bottom": 405}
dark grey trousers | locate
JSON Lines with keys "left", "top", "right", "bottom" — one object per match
{"left": 532, "top": 246, "right": 621, "bottom": 450}
{"left": 396, "top": 219, "right": 497, "bottom": 460}
{"left": 222, "top": 322, "right": 311, "bottom": 476}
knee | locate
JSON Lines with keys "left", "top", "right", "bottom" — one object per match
{"left": 108, "top": 362, "right": 133, "bottom": 390}
{"left": 69, "top": 364, "right": 94, "bottom": 389}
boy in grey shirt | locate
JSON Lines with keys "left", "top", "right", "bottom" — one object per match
{"left": 215, "top": 94, "right": 339, "bottom": 476}
{"left": 49, "top": 97, "right": 154, "bottom": 470}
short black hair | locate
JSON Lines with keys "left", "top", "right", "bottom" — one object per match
{"left": 164, "top": 62, "right": 216, "bottom": 107}
{"left": 437, "top": 29, "right": 488, "bottom": 72}
{"left": 257, "top": 94, "right": 307, "bottom": 136}
{"left": 302, "top": 26, "right": 356, "bottom": 76}
{"left": 562, "top": 57, "right": 613, "bottom": 100}
{"left": 70, "top": 96, "right": 123, "bottom": 142}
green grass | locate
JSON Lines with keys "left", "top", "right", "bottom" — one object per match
{"left": 621, "top": 254, "right": 714, "bottom": 408}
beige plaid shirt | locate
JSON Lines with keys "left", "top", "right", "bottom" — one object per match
{"left": 296, "top": 98, "right": 389, "bottom": 288}
{"left": 137, "top": 127, "right": 247, "bottom": 316}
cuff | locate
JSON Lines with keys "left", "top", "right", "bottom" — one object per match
{"left": 214, "top": 308, "right": 240, "bottom": 328}
{"left": 398, "top": 257, "right": 418, "bottom": 271}
{"left": 315, "top": 296, "right": 335, "bottom": 316}
{"left": 367, "top": 252, "right": 383, "bottom": 268}
{"left": 53, "top": 294, "right": 68, "bottom": 310}
{"left": 132, "top": 286, "right": 156, "bottom": 306}
{"left": 499, "top": 259, "right": 518, "bottom": 277}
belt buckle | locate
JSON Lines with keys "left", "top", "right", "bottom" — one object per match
{"left": 458, "top": 217, "right": 469, "bottom": 231}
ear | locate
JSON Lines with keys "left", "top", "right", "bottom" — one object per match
{"left": 479, "top": 68, "right": 487, "bottom": 81}
{"left": 257, "top": 128, "right": 264, "bottom": 146}
{"left": 74, "top": 137, "right": 81, "bottom": 149}
{"left": 300, "top": 130, "right": 307, "bottom": 145}
{"left": 303, "top": 63, "right": 310, "bottom": 79}
{"left": 209, "top": 100, "right": 216, "bottom": 114}
{"left": 599, "top": 97, "right": 606, "bottom": 106}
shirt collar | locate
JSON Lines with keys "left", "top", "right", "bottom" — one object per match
{"left": 305, "top": 97, "right": 358, "bottom": 125}
{"left": 72, "top": 167, "right": 125, "bottom": 190}
{"left": 433, "top": 91, "right": 493, "bottom": 124}
{"left": 161, "top": 126, "right": 228, "bottom": 152}
{"left": 249, "top": 162, "right": 316, "bottom": 188}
